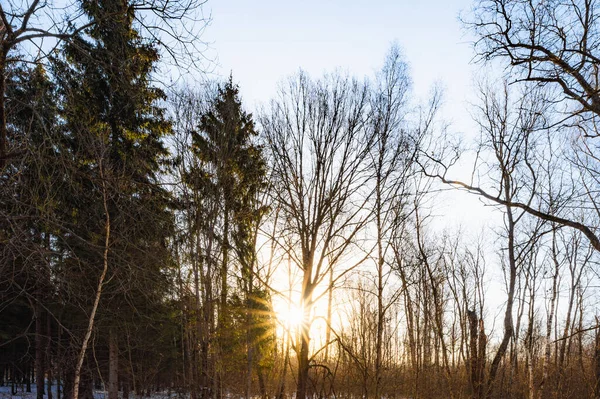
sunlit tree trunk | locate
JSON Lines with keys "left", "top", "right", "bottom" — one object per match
{"left": 73, "top": 158, "right": 110, "bottom": 399}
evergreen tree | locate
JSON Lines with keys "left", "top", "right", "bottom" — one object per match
{"left": 0, "top": 63, "right": 62, "bottom": 399}
{"left": 187, "top": 78, "right": 269, "bottom": 397}
{"left": 192, "top": 78, "right": 264, "bottom": 308}
{"left": 50, "top": 0, "right": 176, "bottom": 397}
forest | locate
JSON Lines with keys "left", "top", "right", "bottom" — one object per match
{"left": 1, "top": 0, "right": 600, "bottom": 398}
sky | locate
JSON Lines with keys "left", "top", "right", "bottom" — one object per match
{"left": 205, "top": 1, "right": 476, "bottom": 111}
{"left": 202, "top": 0, "right": 499, "bottom": 232}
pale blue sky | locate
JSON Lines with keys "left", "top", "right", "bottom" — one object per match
{"left": 205, "top": 0, "right": 477, "bottom": 115}
{"left": 204, "top": 0, "right": 496, "bottom": 235}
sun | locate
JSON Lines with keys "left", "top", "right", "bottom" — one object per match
{"left": 275, "top": 303, "right": 305, "bottom": 330}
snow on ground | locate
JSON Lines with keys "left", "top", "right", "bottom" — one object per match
{"left": 0, "top": 385, "right": 186, "bottom": 399}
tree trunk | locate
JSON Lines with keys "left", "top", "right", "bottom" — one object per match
{"left": 296, "top": 316, "right": 310, "bottom": 399}
{"left": 245, "top": 315, "right": 253, "bottom": 399}
{"left": 477, "top": 318, "right": 487, "bottom": 399}
{"left": 221, "top": 204, "right": 229, "bottom": 309}
{"left": 276, "top": 329, "right": 290, "bottom": 399}
{"left": 47, "top": 312, "right": 53, "bottom": 399}
{"left": 0, "top": 49, "right": 7, "bottom": 168}
{"left": 595, "top": 319, "right": 600, "bottom": 399}
{"left": 108, "top": 330, "right": 118, "bottom": 399}
{"left": 324, "top": 268, "right": 333, "bottom": 363}
{"left": 486, "top": 182, "right": 517, "bottom": 398}
{"left": 57, "top": 325, "right": 62, "bottom": 399}
{"left": 540, "top": 236, "right": 559, "bottom": 398}
{"left": 526, "top": 285, "right": 535, "bottom": 399}
{"left": 297, "top": 271, "right": 313, "bottom": 399}
{"left": 257, "top": 366, "right": 267, "bottom": 399}
{"left": 35, "top": 303, "right": 45, "bottom": 399}
{"left": 73, "top": 161, "right": 111, "bottom": 399}
{"left": 375, "top": 233, "right": 384, "bottom": 399}
{"left": 468, "top": 310, "right": 483, "bottom": 399}
{"left": 123, "top": 379, "right": 129, "bottom": 399}
{"left": 216, "top": 205, "right": 229, "bottom": 399}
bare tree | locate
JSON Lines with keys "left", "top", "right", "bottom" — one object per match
{"left": 469, "top": 0, "right": 600, "bottom": 121}
{"left": 464, "top": 0, "right": 600, "bottom": 252}
{"left": 73, "top": 140, "right": 111, "bottom": 399}
{"left": 367, "top": 43, "right": 413, "bottom": 399}
{"left": 168, "top": 85, "right": 222, "bottom": 399}
{"left": 423, "top": 81, "right": 549, "bottom": 397}
{"left": 261, "top": 70, "right": 375, "bottom": 399}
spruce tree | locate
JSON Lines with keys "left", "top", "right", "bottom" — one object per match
{"left": 0, "top": 63, "right": 61, "bottom": 399}
{"left": 51, "top": 0, "right": 175, "bottom": 397}
{"left": 189, "top": 78, "right": 268, "bottom": 397}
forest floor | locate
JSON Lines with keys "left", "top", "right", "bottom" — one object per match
{"left": 0, "top": 385, "right": 183, "bottom": 399}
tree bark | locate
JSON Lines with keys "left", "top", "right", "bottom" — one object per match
{"left": 296, "top": 302, "right": 311, "bottom": 399}
{"left": 0, "top": 48, "right": 7, "bottom": 169}
{"left": 375, "top": 195, "right": 384, "bottom": 399}
{"left": 539, "top": 233, "right": 559, "bottom": 398}
{"left": 72, "top": 160, "right": 110, "bottom": 399}
{"left": 595, "top": 318, "right": 600, "bottom": 399}
{"left": 486, "top": 178, "right": 517, "bottom": 398}
{"left": 35, "top": 302, "right": 45, "bottom": 399}
{"left": 46, "top": 301, "right": 53, "bottom": 399}
{"left": 108, "top": 330, "right": 118, "bottom": 399}
{"left": 468, "top": 310, "right": 485, "bottom": 399}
